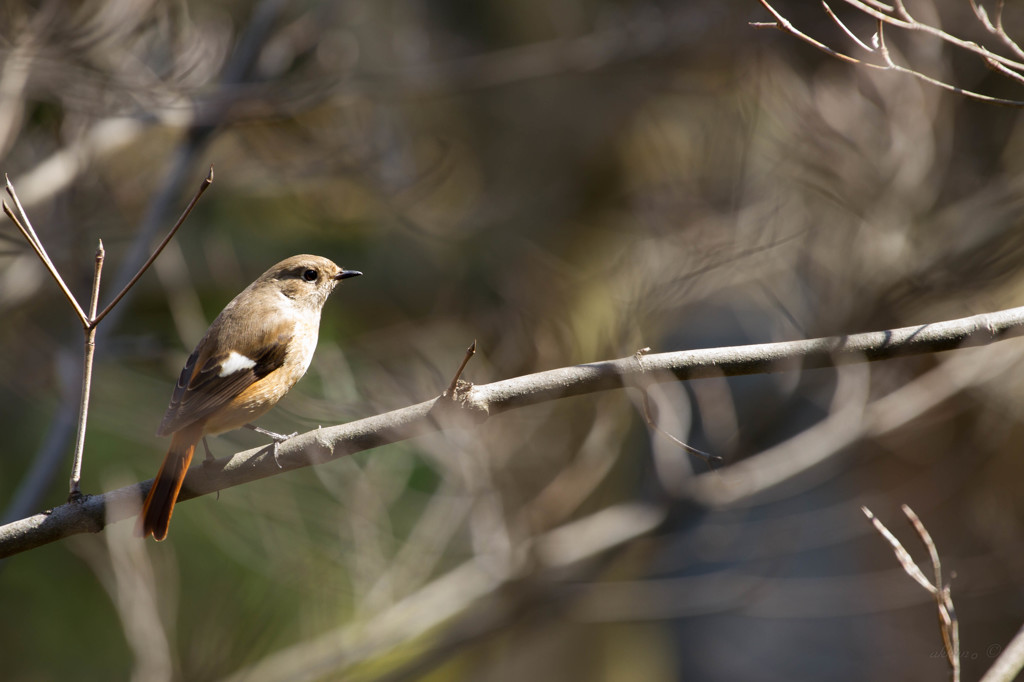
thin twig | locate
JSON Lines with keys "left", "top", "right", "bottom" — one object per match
{"left": 2, "top": 168, "right": 212, "bottom": 505}
{"left": 886, "top": 59, "right": 1024, "bottom": 106}
{"left": 445, "top": 340, "right": 477, "bottom": 396}
{"left": 68, "top": 242, "right": 105, "bottom": 500}
{"left": 877, "top": 19, "right": 895, "bottom": 68}
{"left": 991, "top": 0, "right": 1024, "bottom": 63}
{"left": 757, "top": 0, "right": 1024, "bottom": 107}
{"left": 2, "top": 0, "right": 273, "bottom": 530}
{"left": 863, "top": 506, "right": 934, "bottom": 590}
{"left": 839, "top": 0, "right": 1024, "bottom": 71}
{"left": 91, "top": 166, "right": 213, "bottom": 327}
{"left": 4, "top": 174, "right": 43, "bottom": 252}
{"left": 985, "top": 56, "right": 1024, "bottom": 86}
{"left": 838, "top": 0, "right": 923, "bottom": 30}
{"left": 863, "top": 506, "right": 960, "bottom": 682}
{"left": 902, "top": 505, "right": 960, "bottom": 681}
{"left": 901, "top": 505, "right": 942, "bottom": 591}
{"left": 823, "top": 1, "right": 876, "bottom": 53}
{"left": 638, "top": 387, "right": 720, "bottom": 467}
{"left": 2, "top": 195, "right": 89, "bottom": 326}
{"left": 970, "top": 0, "right": 996, "bottom": 32}
{"left": 754, "top": 0, "right": 866, "bottom": 65}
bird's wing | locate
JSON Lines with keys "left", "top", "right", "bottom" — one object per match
{"left": 156, "top": 319, "right": 293, "bottom": 436}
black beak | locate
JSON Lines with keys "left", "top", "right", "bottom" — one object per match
{"left": 335, "top": 269, "right": 363, "bottom": 281}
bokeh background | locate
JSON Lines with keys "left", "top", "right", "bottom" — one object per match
{"left": 3, "top": 0, "right": 1024, "bottom": 680}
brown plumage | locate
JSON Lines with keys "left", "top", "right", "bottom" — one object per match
{"left": 138, "top": 255, "right": 362, "bottom": 540}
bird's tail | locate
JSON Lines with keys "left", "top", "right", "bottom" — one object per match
{"left": 138, "top": 424, "right": 202, "bottom": 541}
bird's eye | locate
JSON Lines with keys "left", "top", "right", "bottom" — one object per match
{"left": 302, "top": 268, "right": 318, "bottom": 282}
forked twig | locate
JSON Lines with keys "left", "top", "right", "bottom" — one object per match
{"left": 863, "top": 505, "right": 960, "bottom": 682}
{"left": 902, "top": 505, "right": 959, "bottom": 677}
{"left": 822, "top": 1, "right": 875, "bottom": 53}
{"left": 752, "top": 0, "right": 864, "bottom": 65}
{"left": 2, "top": 167, "right": 214, "bottom": 500}
{"left": 69, "top": 242, "right": 105, "bottom": 498}
{"left": 990, "top": 0, "right": 1024, "bottom": 62}
{"left": 891, "top": 0, "right": 912, "bottom": 23}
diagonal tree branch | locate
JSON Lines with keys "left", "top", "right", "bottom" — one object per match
{"left": 2, "top": 304, "right": 1024, "bottom": 558}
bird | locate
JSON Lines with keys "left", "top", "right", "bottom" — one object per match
{"left": 138, "top": 254, "right": 362, "bottom": 540}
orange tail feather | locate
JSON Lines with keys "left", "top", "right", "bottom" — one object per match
{"left": 138, "top": 425, "right": 202, "bottom": 541}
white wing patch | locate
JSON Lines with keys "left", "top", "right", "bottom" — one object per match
{"left": 219, "top": 350, "right": 257, "bottom": 377}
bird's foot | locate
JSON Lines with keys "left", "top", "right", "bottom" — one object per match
{"left": 244, "top": 423, "right": 298, "bottom": 468}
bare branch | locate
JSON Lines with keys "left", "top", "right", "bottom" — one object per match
{"left": 877, "top": 19, "right": 895, "bottom": 67}
{"left": 991, "top": 0, "right": 1024, "bottom": 62}
{"left": 754, "top": 0, "right": 871, "bottom": 66}
{"left": 3, "top": 167, "right": 211, "bottom": 507}
{"left": 891, "top": 0, "right": 912, "bottom": 23}
{"left": 864, "top": 505, "right": 960, "bottom": 681}
{"left": 1, "top": 0, "right": 281, "bottom": 535}
{"left": 902, "top": 505, "right": 959, "bottom": 679}
{"left": 68, "top": 242, "right": 105, "bottom": 499}
{"left": 2, "top": 304, "right": 1024, "bottom": 557}
{"left": 757, "top": 0, "right": 1024, "bottom": 107}
{"left": 985, "top": 56, "right": 1024, "bottom": 86}
{"left": 823, "top": 1, "right": 876, "bottom": 53}
{"left": 970, "top": 0, "right": 996, "bottom": 32}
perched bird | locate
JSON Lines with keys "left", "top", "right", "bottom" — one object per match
{"left": 138, "top": 254, "right": 362, "bottom": 540}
